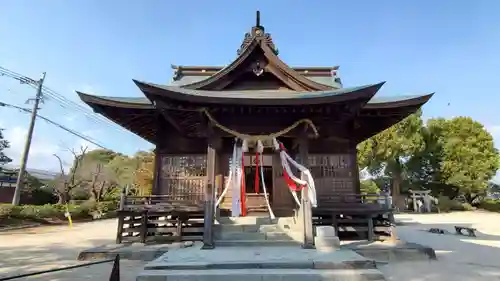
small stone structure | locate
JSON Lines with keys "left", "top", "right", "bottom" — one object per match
{"left": 408, "top": 190, "right": 435, "bottom": 213}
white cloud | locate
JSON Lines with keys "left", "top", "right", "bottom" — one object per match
{"left": 2, "top": 125, "right": 93, "bottom": 173}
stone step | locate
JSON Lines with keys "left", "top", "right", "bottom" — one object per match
{"left": 215, "top": 223, "right": 295, "bottom": 233}
{"left": 215, "top": 231, "right": 300, "bottom": 241}
{"left": 217, "top": 216, "right": 295, "bottom": 227}
{"left": 137, "top": 268, "right": 386, "bottom": 281}
{"left": 216, "top": 239, "right": 301, "bottom": 247}
{"left": 217, "top": 216, "right": 274, "bottom": 225}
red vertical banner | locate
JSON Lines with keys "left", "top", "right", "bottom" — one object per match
{"left": 240, "top": 151, "right": 247, "bottom": 217}
{"left": 254, "top": 152, "right": 260, "bottom": 193}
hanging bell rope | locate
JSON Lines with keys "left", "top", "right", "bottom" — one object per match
{"left": 202, "top": 109, "right": 319, "bottom": 141}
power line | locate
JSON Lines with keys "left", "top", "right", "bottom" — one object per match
{"left": 0, "top": 101, "right": 109, "bottom": 150}
{"left": 0, "top": 66, "right": 131, "bottom": 135}
{"left": 0, "top": 66, "right": 118, "bottom": 206}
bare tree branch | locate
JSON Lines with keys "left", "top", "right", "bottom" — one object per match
{"left": 51, "top": 146, "right": 89, "bottom": 203}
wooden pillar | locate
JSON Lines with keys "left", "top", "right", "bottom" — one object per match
{"left": 298, "top": 132, "right": 315, "bottom": 249}
{"left": 152, "top": 148, "right": 161, "bottom": 195}
{"left": 350, "top": 142, "right": 361, "bottom": 195}
{"left": 202, "top": 123, "right": 221, "bottom": 249}
{"left": 152, "top": 112, "right": 163, "bottom": 195}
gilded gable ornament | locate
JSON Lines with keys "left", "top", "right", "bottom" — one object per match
{"left": 252, "top": 61, "right": 264, "bottom": 76}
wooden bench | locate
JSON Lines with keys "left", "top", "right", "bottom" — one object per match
{"left": 455, "top": 226, "right": 476, "bottom": 237}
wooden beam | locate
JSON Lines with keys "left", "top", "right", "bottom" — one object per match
{"left": 159, "top": 109, "right": 186, "bottom": 136}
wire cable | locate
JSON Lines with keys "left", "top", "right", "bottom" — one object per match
{"left": 0, "top": 101, "right": 109, "bottom": 149}
{"left": 0, "top": 66, "right": 132, "bottom": 135}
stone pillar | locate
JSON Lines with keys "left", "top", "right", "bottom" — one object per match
{"left": 314, "top": 226, "right": 340, "bottom": 250}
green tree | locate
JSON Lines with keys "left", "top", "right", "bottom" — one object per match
{"left": 106, "top": 155, "right": 140, "bottom": 188}
{"left": 357, "top": 110, "right": 425, "bottom": 208}
{"left": 76, "top": 149, "right": 121, "bottom": 202}
{"left": 133, "top": 151, "right": 155, "bottom": 196}
{"left": 427, "top": 117, "right": 500, "bottom": 203}
{"left": 0, "top": 129, "right": 12, "bottom": 167}
{"left": 360, "top": 179, "right": 380, "bottom": 194}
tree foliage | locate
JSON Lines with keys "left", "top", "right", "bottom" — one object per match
{"left": 357, "top": 110, "right": 425, "bottom": 208}
{"left": 133, "top": 151, "right": 155, "bottom": 196}
{"left": 360, "top": 179, "right": 380, "bottom": 194}
{"left": 0, "top": 129, "right": 12, "bottom": 167}
{"left": 358, "top": 112, "right": 500, "bottom": 206}
{"left": 427, "top": 117, "right": 500, "bottom": 202}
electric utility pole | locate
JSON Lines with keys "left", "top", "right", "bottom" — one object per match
{"left": 12, "top": 72, "right": 46, "bottom": 205}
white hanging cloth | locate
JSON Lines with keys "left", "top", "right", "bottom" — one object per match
{"left": 273, "top": 138, "right": 318, "bottom": 208}
{"left": 256, "top": 140, "right": 275, "bottom": 219}
{"left": 231, "top": 140, "right": 242, "bottom": 217}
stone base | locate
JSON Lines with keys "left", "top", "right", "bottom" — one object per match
{"left": 314, "top": 226, "right": 340, "bottom": 249}
{"left": 315, "top": 236, "right": 341, "bottom": 249}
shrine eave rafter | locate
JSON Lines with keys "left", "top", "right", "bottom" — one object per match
{"left": 133, "top": 79, "right": 385, "bottom": 106}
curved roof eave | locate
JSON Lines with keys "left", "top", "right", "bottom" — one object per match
{"left": 77, "top": 91, "right": 154, "bottom": 109}
{"left": 364, "top": 93, "right": 434, "bottom": 109}
{"left": 133, "top": 80, "right": 385, "bottom": 106}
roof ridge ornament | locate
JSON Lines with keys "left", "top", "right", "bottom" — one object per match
{"left": 237, "top": 11, "right": 279, "bottom": 56}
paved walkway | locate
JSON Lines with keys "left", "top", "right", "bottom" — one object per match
{"left": 0, "top": 219, "right": 145, "bottom": 281}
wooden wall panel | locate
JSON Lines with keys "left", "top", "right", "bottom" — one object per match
{"left": 272, "top": 154, "right": 295, "bottom": 211}
{"left": 307, "top": 153, "right": 356, "bottom": 196}
{"left": 157, "top": 154, "right": 207, "bottom": 203}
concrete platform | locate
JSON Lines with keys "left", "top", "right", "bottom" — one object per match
{"left": 143, "top": 242, "right": 377, "bottom": 270}
{"left": 137, "top": 243, "right": 386, "bottom": 280}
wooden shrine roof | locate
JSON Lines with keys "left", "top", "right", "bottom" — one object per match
{"left": 76, "top": 12, "right": 434, "bottom": 144}
{"left": 78, "top": 87, "right": 432, "bottom": 109}
{"left": 77, "top": 88, "right": 433, "bottom": 143}
{"left": 132, "top": 80, "right": 383, "bottom": 106}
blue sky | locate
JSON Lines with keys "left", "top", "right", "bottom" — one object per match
{"left": 1, "top": 0, "right": 500, "bottom": 171}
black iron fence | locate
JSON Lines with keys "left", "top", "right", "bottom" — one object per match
{"left": 0, "top": 255, "right": 120, "bottom": 281}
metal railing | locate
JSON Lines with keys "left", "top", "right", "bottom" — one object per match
{"left": 0, "top": 255, "right": 120, "bottom": 281}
